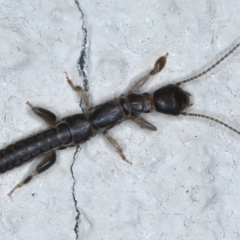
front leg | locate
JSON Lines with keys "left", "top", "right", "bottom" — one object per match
{"left": 130, "top": 116, "right": 157, "bottom": 131}
{"left": 129, "top": 53, "right": 168, "bottom": 93}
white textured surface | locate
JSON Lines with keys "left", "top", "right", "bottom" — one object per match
{"left": 1, "top": 1, "right": 240, "bottom": 240}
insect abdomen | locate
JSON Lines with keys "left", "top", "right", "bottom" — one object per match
{"left": 0, "top": 128, "right": 65, "bottom": 173}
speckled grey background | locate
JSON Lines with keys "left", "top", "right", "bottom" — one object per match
{"left": 1, "top": 1, "right": 240, "bottom": 239}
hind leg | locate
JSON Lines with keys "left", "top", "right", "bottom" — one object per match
{"left": 26, "top": 101, "right": 57, "bottom": 127}
{"left": 8, "top": 150, "right": 56, "bottom": 196}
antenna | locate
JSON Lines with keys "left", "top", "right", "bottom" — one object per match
{"left": 181, "top": 112, "right": 240, "bottom": 135}
{"left": 176, "top": 42, "right": 240, "bottom": 86}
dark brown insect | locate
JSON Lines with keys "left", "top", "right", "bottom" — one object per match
{"left": 1, "top": 43, "right": 240, "bottom": 196}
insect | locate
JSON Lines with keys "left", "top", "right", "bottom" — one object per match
{"left": 1, "top": 42, "right": 240, "bottom": 196}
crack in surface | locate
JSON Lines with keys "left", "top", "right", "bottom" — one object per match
{"left": 72, "top": 1, "right": 89, "bottom": 239}
{"left": 70, "top": 145, "right": 81, "bottom": 240}
{"left": 75, "top": 0, "right": 89, "bottom": 92}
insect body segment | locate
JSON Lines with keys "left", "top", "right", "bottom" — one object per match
{"left": 1, "top": 44, "right": 240, "bottom": 195}
{"left": 153, "top": 84, "right": 191, "bottom": 115}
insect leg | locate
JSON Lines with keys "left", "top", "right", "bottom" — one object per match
{"left": 65, "top": 72, "right": 90, "bottom": 110}
{"left": 103, "top": 131, "right": 132, "bottom": 165}
{"left": 26, "top": 101, "right": 57, "bottom": 127}
{"left": 8, "top": 150, "right": 56, "bottom": 196}
{"left": 129, "top": 53, "right": 168, "bottom": 93}
{"left": 130, "top": 116, "right": 157, "bottom": 131}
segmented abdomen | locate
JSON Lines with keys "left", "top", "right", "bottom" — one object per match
{"left": 0, "top": 125, "right": 71, "bottom": 173}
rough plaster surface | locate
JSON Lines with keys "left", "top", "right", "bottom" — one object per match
{"left": 1, "top": 1, "right": 240, "bottom": 240}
